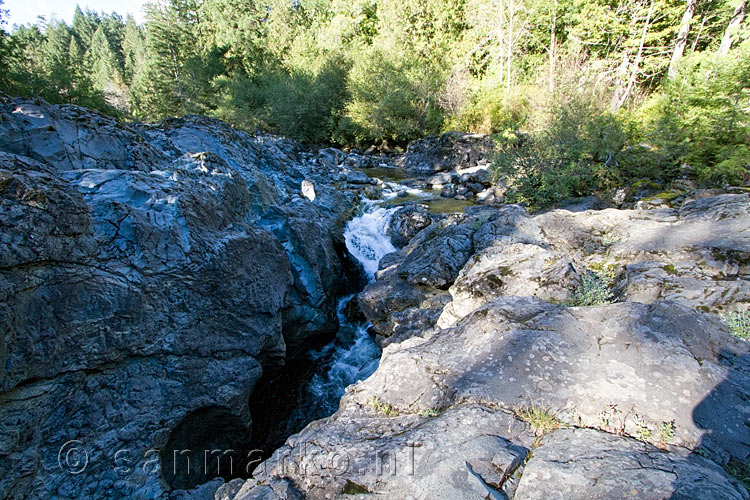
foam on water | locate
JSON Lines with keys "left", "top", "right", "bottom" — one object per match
{"left": 304, "top": 201, "right": 402, "bottom": 411}
{"left": 344, "top": 204, "right": 398, "bottom": 278}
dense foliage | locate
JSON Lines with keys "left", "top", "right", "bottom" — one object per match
{"left": 0, "top": 0, "right": 747, "bottom": 207}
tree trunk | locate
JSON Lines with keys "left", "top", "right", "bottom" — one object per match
{"left": 668, "top": 0, "right": 697, "bottom": 78}
{"left": 611, "top": 0, "right": 654, "bottom": 111}
{"left": 719, "top": 0, "right": 746, "bottom": 54}
{"left": 506, "top": 0, "right": 514, "bottom": 95}
{"left": 549, "top": 0, "right": 557, "bottom": 94}
{"left": 691, "top": 14, "right": 707, "bottom": 52}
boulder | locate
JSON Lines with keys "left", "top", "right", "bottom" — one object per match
{"left": 351, "top": 297, "right": 750, "bottom": 464}
{"left": 400, "top": 132, "right": 496, "bottom": 177}
{"left": 396, "top": 214, "right": 476, "bottom": 288}
{"left": 386, "top": 203, "right": 432, "bottom": 248}
{"left": 515, "top": 429, "right": 749, "bottom": 500}
{"left": 249, "top": 404, "right": 535, "bottom": 500}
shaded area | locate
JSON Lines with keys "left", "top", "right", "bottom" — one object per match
{"left": 685, "top": 349, "right": 750, "bottom": 497}
{"left": 247, "top": 295, "right": 381, "bottom": 470}
{"left": 162, "top": 407, "right": 252, "bottom": 490}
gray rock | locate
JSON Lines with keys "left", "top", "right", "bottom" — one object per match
{"left": 400, "top": 132, "right": 496, "bottom": 177}
{"left": 386, "top": 203, "right": 432, "bottom": 248}
{"left": 343, "top": 169, "right": 371, "bottom": 185}
{"left": 0, "top": 97, "right": 169, "bottom": 171}
{"left": 247, "top": 404, "right": 534, "bottom": 500}
{"left": 0, "top": 98, "right": 358, "bottom": 499}
{"left": 214, "top": 479, "right": 246, "bottom": 500}
{"left": 316, "top": 147, "right": 344, "bottom": 168}
{"left": 515, "top": 429, "right": 749, "bottom": 500}
{"left": 350, "top": 297, "right": 750, "bottom": 463}
{"left": 396, "top": 214, "right": 476, "bottom": 288}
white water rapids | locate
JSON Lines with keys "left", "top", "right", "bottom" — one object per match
{"left": 344, "top": 204, "right": 398, "bottom": 278}
{"left": 298, "top": 203, "right": 398, "bottom": 415}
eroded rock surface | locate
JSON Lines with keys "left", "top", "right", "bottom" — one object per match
{"left": 0, "top": 97, "right": 372, "bottom": 499}
{"left": 230, "top": 192, "right": 750, "bottom": 500}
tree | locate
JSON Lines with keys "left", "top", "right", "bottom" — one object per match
{"left": 668, "top": 0, "right": 697, "bottom": 77}
{"left": 42, "top": 21, "right": 75, "bottom": 102}
{"left": 610, "top": 0, "right": 655, "bottom": 111}
{"left": 718, "top": 0, "right": 747, "bottom": 53}
{"left": 72, "top": 6, "right": 100, "bottom": 52}
{"left": 122, "top": 15, "right": 145, "bottom": 85}
{"left": 132, "top": 0, "right": 211, "bottom": 119}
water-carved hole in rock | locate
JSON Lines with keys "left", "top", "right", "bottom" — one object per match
{"left": 162, "top": 406, "right": 253, "bottom": 490}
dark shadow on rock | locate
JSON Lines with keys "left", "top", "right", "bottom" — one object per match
{"left": 680, "top": 348, "right": 750, "bottom": 498}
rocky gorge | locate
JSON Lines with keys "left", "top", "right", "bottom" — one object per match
{"left": 0, "top": 96, "right": 748, "bottom": 500}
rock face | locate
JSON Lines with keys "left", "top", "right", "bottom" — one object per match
{"left": 385, "top": 203, "right": 432, "bottom": 248}
{"left": 515, "top": 428, "right": 748, "bottom": 500}
{"left": 231, "top": 193, "right": 750, "bottom": 500}
{"left": 0, "top": 97, "right": 369, "bottom": 499}
{"left": 399, "top": 132, "right": 496, "bottom": 177}
{"left": 230, "top": 295, "right": 749, "bottom": 500}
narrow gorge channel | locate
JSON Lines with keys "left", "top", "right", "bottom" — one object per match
{"left": 244, "top": 188, "right": 405, "bottom": 478}
{"left": 160, "top": 192, "right": 403, "bottom": 491}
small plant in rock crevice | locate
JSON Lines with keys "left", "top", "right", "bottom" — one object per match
{"left": 633, "top": 415, "right": 652, "bottom": 442}
{"left": 659, "top": 420, "right": 676, "bottom": 444}
{"left": 513, "top": 403, "right": 567, "bottom": 438}
{"left": 720, "top": 309, "right": 750, "bottom": 340}
{"left": 367, "top": 397, "right": 400, "bottom": 417}
{"left": 567, "top": 269, "right": 615, "bottom": 307}
{"left": 418, "top": 408, "right": 439, "bottom": 418}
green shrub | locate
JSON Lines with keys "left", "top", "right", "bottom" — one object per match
{"left": 445, "top": 82, "right": 528, "bottom": 134}
{"left": 258, "top": 55, "right": 350, "bottom": 144}
{"left": 721, "top": 309, "right": 750, "bottom": 340}
{"left": 337, "top": 48, "right": 444, "bottom": 145}
{"left": 567, "top": 270, "right": 615, "bottom": 307}
{"left": 492, "top": 86, "right": 629, "bottom": 211}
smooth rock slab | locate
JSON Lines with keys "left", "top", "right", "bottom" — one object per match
{"left": 515, "top": 428, "right": 749, "bottom": 500}
{"left": 248, "top": 404, "right": 534, "bottom": 500}
{"left": 348, "top": 297, "right": 750, "bottom": 464}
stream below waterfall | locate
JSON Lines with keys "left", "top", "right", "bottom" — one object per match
{"left": 244, "top": 169, "right": 485, "bottom": 474}
{"left": 246, "top": 183, "right": 410, "bottom": 464}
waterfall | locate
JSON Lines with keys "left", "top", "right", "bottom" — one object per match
{"left": 250, "top": 201, "right": 396, "bottom": 449}
{"left": 305, "top": 203, "right": 398, "bottom": 412}
{"left": 344, "top": 204, "right": 398, "bottom": 278}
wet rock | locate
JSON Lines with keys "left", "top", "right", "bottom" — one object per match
{"left": 386, "top": 203, "right": 432, "bottom": 248}
{"left": 440, "top": 183, "right": 458, "bottom": 198}
{"left": 343, "top": 169, "right": 371, "bottom": 185}
{"left": 0, "top": 97, "right": 358, "bottom": 500}
{"left": 396, "top": 215, "right": 475, "bottom": 289}
{"left": 316, "top": 147, "right": 344, "bottom": 168}
{"left": 457, "top": 165, "right": 492, "bottom": 185}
